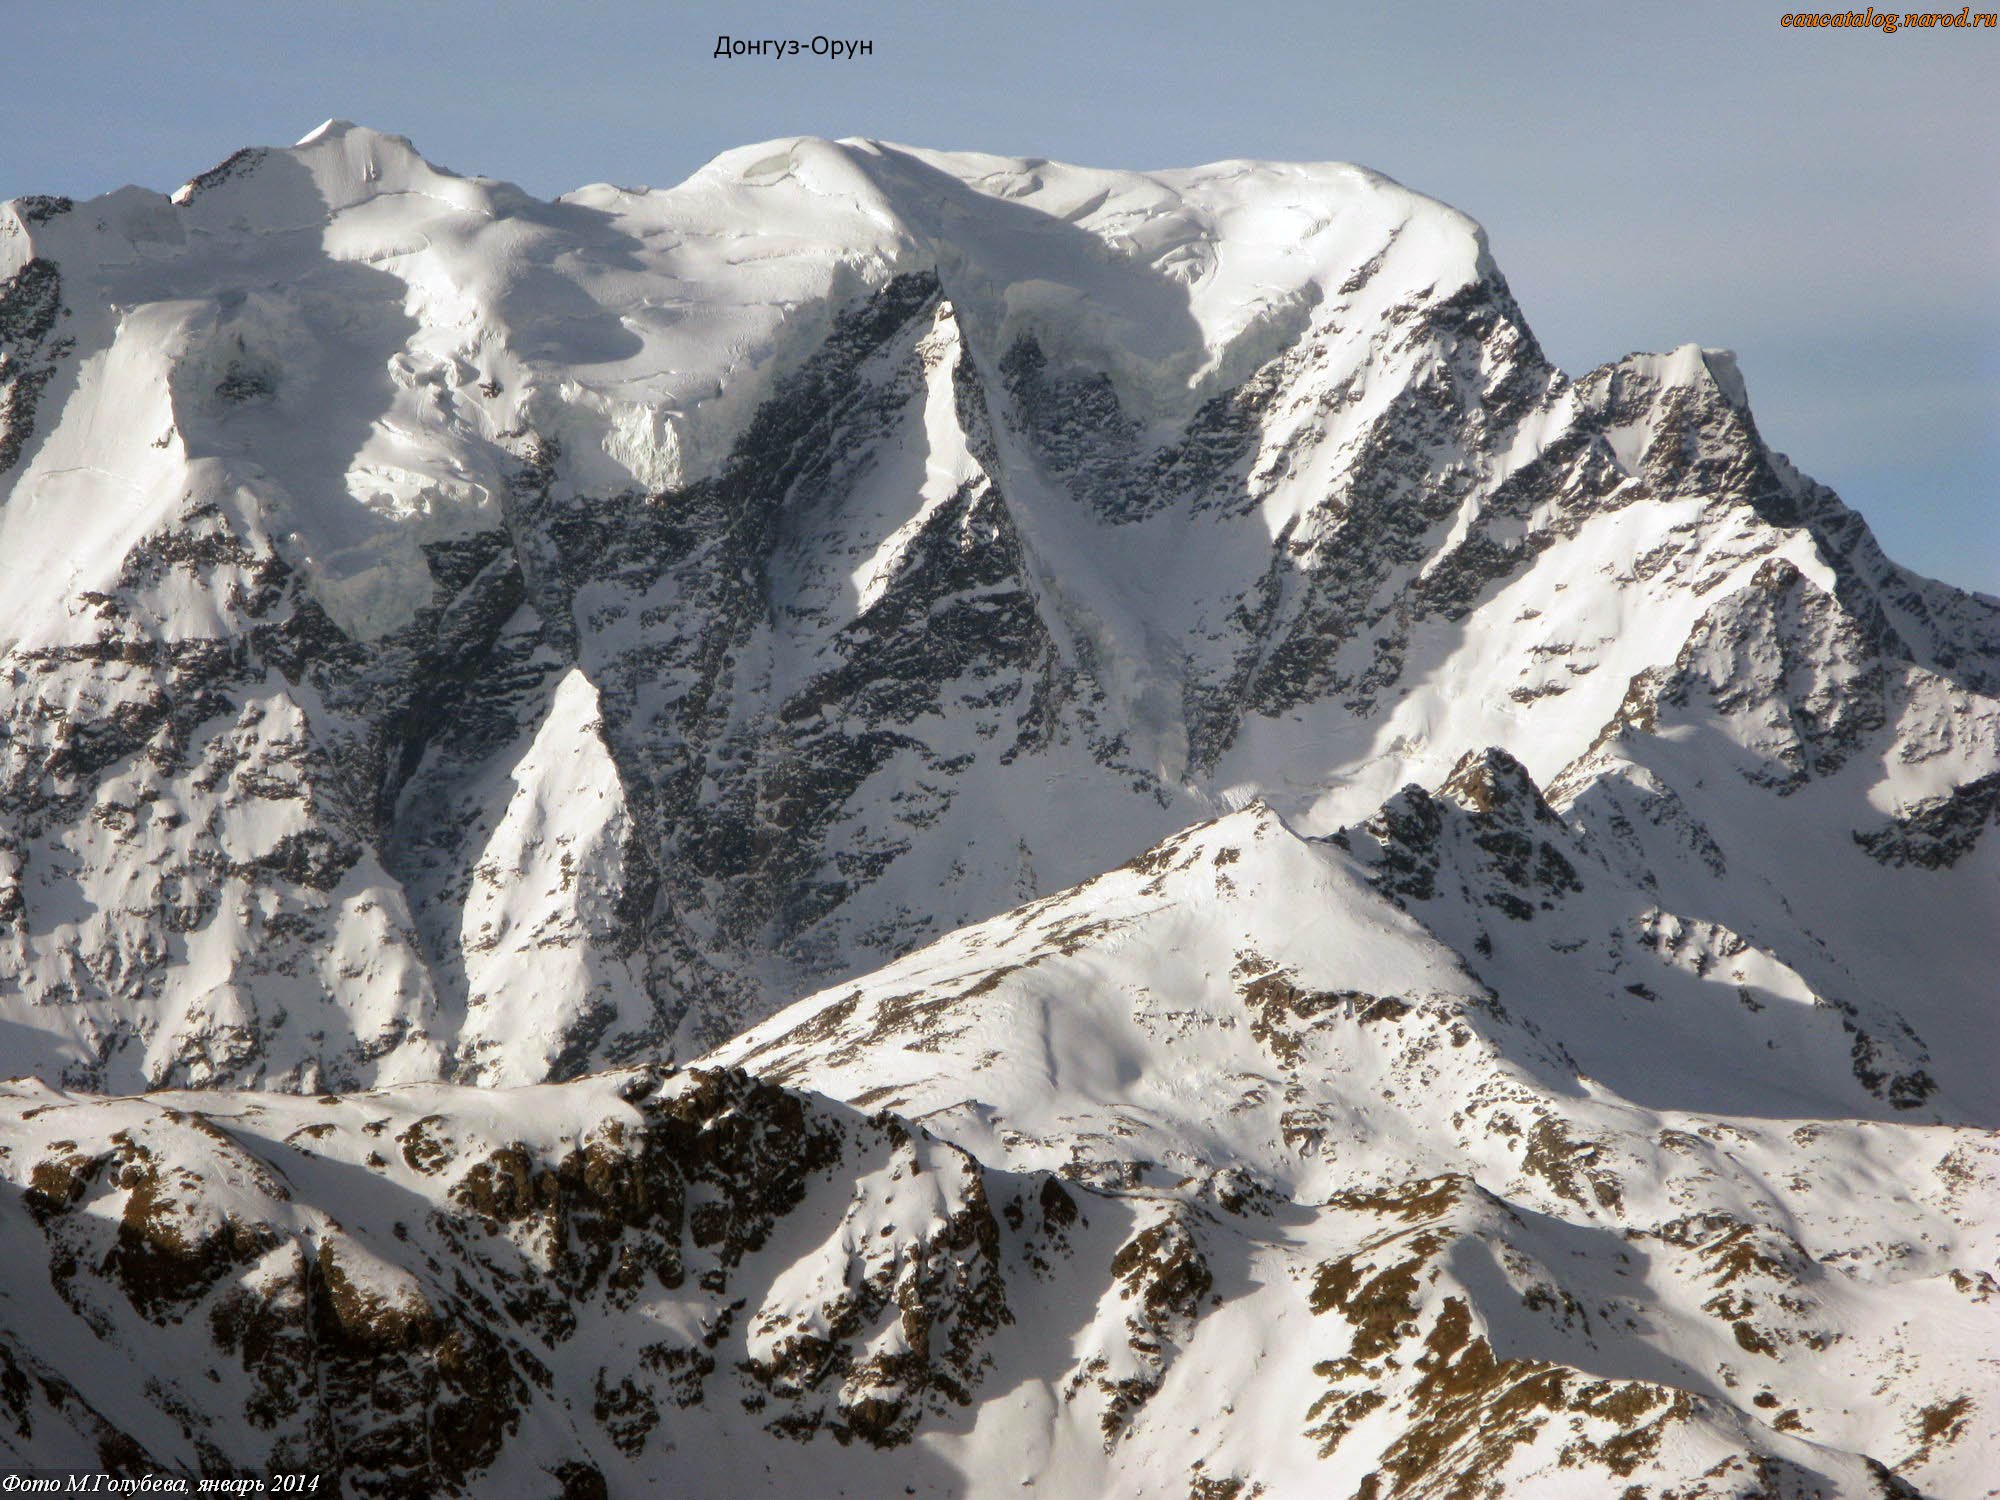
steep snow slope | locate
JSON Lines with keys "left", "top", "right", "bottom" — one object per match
{"left": 3, "top": 807, "right": 1988, "bottom": 1496}
{"left": 708, "top": 797, "right": 1996, "bottom": 1498}
{"left": 5, "top": 125, "right": 1992, "bottom": 1090}
{"left": 1, "top": 121, "right": 1996, "bottom": 1495}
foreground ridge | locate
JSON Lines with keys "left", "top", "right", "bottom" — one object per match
{"left": 0, "top": 126, "right": 1994, "bottom": 1496}
{"left": 1, "top": 1020, "right": 1985, "bottom": 1494}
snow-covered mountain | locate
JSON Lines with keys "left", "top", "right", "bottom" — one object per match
{"left": 0, "top": 125, "right": 1993, "bottom": 1496}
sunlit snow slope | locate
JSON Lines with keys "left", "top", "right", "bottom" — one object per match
{"left": 2, "top": 122, "right": 1992, "bottom": 1089}
{"left": 1, "top": 803, "right": 1992, "bottom": 1495}
{"left": 0, "top": 123, "right": 1995, "bottom": 1498}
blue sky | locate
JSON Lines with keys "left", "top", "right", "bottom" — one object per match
{"left": 5, "top": 0, "right": 1994, "bottom": 590}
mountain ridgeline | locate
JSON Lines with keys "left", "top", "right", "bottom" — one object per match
{"left": 0, "top": 127, "right": 1994, "bottom": 1497}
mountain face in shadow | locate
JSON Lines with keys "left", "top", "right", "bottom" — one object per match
{"left": 0, "top": 126, "right": 1993, "bottom": 1497}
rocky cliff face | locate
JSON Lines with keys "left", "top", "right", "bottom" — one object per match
{"left": 0, "top": 1067, "right": 1072, "bottom": 1493}
{"left": 4, "top": 806, "right": 1989, "bottom": 1496}
{"left": 0, "top": 126, "right": 1994, "bottom": 1497}
{"left": 9, "top": 125, "right": 1988, "bottom": 1092}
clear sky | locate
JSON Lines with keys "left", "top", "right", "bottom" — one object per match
{"left": 5, "top": 0, "right": 1994, "bottom": 591}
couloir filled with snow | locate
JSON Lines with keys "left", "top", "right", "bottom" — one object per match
{"left": 0, "top": 124, "right": 1994, "bottom": 1496}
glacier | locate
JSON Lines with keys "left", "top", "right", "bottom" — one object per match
{"left": 0, "top": 124, "right": 1994, "bottom": 1497}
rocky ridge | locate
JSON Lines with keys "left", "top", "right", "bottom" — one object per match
{"left": 0, "top": 125, "right": 1995, "bottom": 1496}
{"left": 4, "top": 126, "right": 1990, "bottom": 1088}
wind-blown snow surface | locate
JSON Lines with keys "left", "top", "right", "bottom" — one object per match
{"left": 0, "top": 125, "right": 1996, "bottom": 1496}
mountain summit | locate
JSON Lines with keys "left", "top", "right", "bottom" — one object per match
{"left": 0, "top": 128, "right": 1994, "bottom": 1496}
